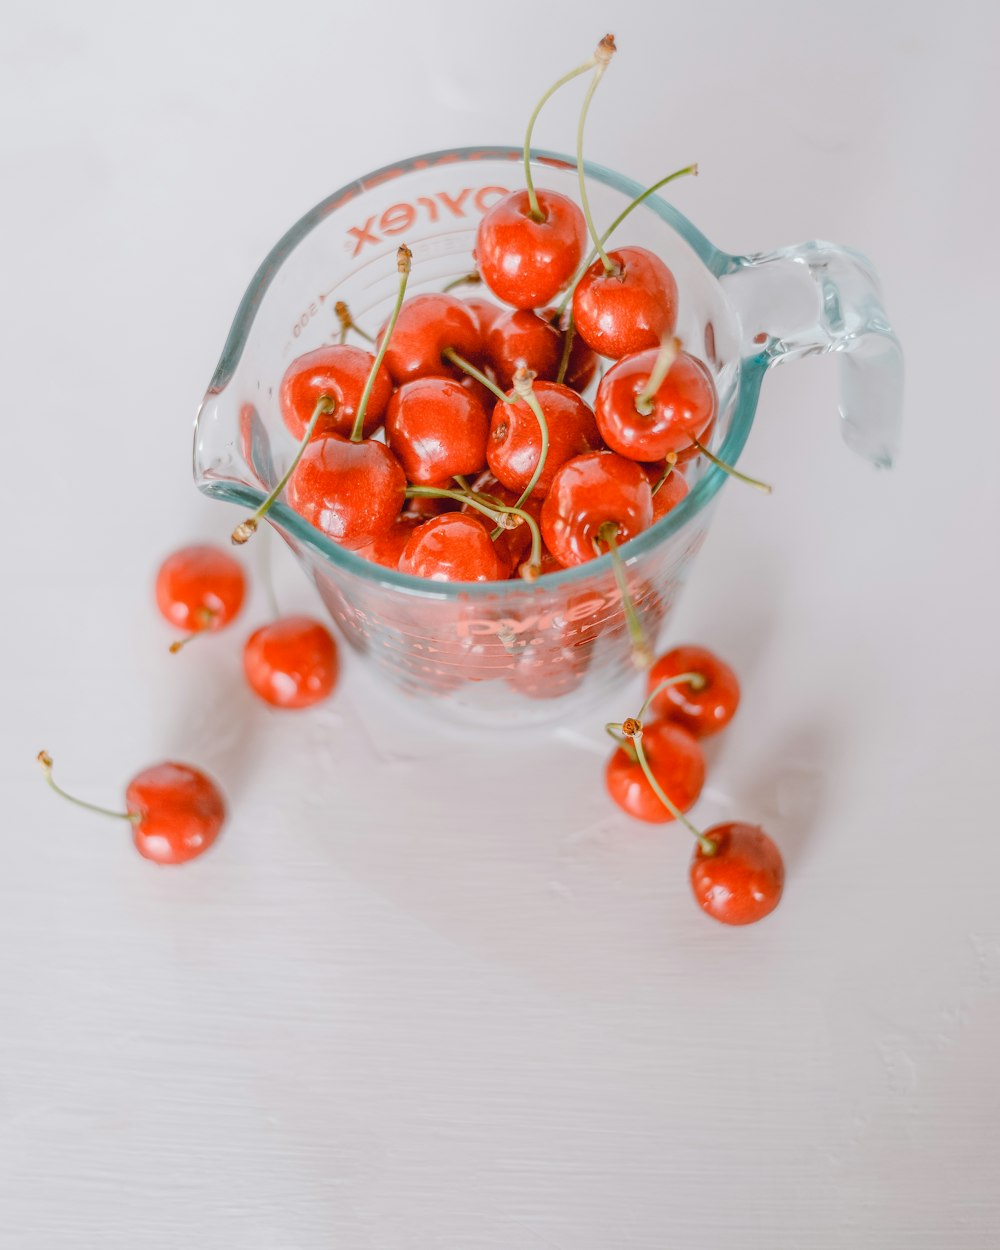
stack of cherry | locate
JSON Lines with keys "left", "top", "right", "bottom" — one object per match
{"left": 606, "top": 645, "right": 784, "bottom": 925}
{"left": 234, "top": 33, "right": 722, "bottom": 590}
{"left": 36, "top": 34, "right": 784, "bottom": 926}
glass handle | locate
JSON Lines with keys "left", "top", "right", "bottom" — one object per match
{"left": 723, "top": 241, "right": 903, "bottom": 468}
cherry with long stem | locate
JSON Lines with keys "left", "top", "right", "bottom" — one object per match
{"left": 604, "top": 671, "right": 706, "bottom": 755}
{"left": 602, "top": 717, "right": 718, "bottom": 854}
{"left": 231, "top": 394, "right": 336, "bottom": 545}
{"left": 522, "top": 37, "right": 612, "bottom": 222}
{"left": 334, "top": 300, "right": 374, "bottom": 345}
{"left": 508, "top": 365, "right": 550, "bottom": 511}
{"left": 594, "top": 520, "right": 652, "bottom": 670}
{"left": 556, "top": 163, "right": 699, "bottom": 316}
{"left": 651, "top": 453, "right": 679, "bottom": 497}
{"left": 693, "top": 437, "right": 773, "bottom": 494}
{"left": 351, "top": 244, "right": 412, "bottom": 443}
{"left": 575, "top": 35, "right": 618, "bottom": 273}
{"left": 37, "top": 751, "right": 137, "bottom": 824}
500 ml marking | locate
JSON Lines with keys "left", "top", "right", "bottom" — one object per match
{"left": 291, "top": 301, "right": 321, "bottom": 339}
{"left": 346, "top": 186, "right": 509, "bottom": 255}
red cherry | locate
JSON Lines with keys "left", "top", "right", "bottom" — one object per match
{"left": 488, "top": 381, "right": 603, "bottom": 500}
{"left": 595, "top": 349, "right": 717, "bottom": 461}
{"left": 386, "top": 378, "right": 489, "bottom": 485}
{"left": 458, "top": 372, "right": 499, "bottom": 414}
{"left": 485, "top": 309, "right": 597, "bottom": 393}
{"left": 675, "top": 416, "right": 715, "bottom": 465}
{"left": 605, "top": 720, "right": 705, "bottom": 824}
{"left": 378, "top": 294, "right": 481, "bottom": 386}
{"left": 540, "top": 451, "right": 653, "bottom": 567}
{"left": 463, "top": 296, "right": 505, "bottom": 340}
{"left": 155, "top": 545, "right": 246, "bottom": 633}
{"left": 287, "top": 434, "right": 405, "bottom": 550}
{"left": 399, "top": 513, "right": 507, "bottom": 582}
{"left": 356, "top": 512, "right": 424, "bottom": 567}
{"left": 646, "top": 464, "right": 690, "bottom": 522}
{"left": 125, "top": 762, "right": 226, "bottom": 865}
{"left": 572, "top": 247, "right": 678, "bottom": 359}
{"left": 243, "top": 616, "right": 339, "bottom": 709}
{"left": 647, "top": 645, "right": 740, "bottom": 737}
{"left": 690, "top": 823, "right": 784, "bottom": 925}
{"left": 404, "top": 483, "right": 460, "bottom": 518}
{"left": 279, "top": 345, "right": 393, "bottom": 441}
{"left": 475, "top": 188, "right": 587, "bottom": 309}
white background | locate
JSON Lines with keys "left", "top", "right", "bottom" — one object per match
{"left": 2, "top": 1, "right": 999, "bottom": 1246}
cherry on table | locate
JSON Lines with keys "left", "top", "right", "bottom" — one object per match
{"left": 605, "top": 719, "right": 705, "bottom": 823}
{"left": 647, "top": 644, "right": 740, "bottom": 737}
{"left": 689, "top": 823, "right": 784, "bottom": 925}
{"left": 156, "top": 544, "right": 246, "bottom": 650}
{"left": 243, "top": 616, "right": 339, "bottom": 709}
{"left": 38, "top": 752, "right": 225, "bottom": 865}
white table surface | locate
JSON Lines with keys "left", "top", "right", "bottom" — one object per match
{"left": 3, "top": 1, "right": 999, "bottom": 1246}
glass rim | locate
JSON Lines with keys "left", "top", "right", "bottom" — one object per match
{"left": 195, "top": 144, "right": 769, "bottom": 597}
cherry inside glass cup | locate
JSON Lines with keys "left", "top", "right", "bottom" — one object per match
{"left": 194, "top": 147, "right": 901, "bottom": 725}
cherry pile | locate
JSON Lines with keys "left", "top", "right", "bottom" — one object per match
{"left": 606, "top": 645, "right": 784, "bottom": 925}
{"left": 230, "top": 34, "right": 767, "bottom": 603}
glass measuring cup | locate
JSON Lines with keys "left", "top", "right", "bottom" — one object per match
{"left": 193, "top": 147, "right": 902, "bottom": 725}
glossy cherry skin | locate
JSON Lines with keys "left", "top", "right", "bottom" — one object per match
{"left": 595, "top": 349, "right": 717, "bottom": 461}
{"left": 378, "top": 294, "right": 481, "bottom": 386}
{"left": 287, "top": 434, "right": 406, "bottom": 550}
{"left": 243, "top": 616, "right": 338, "bottom": 709}
{"left": 647, "top": 644, "right": 740, "bottom": 737}
{"left": 155, "top": 545, "right": 246, "bottom": 633}
{"left": 125, "top": 762, "right": 225, "bottom": 865}
{"left": 690, "top": 823, "right": 784, "bottom": 925}
{"left": 386, "top": 378, "right": 489, "bottom": 485}
{"left": 398, "top": 513, "right": 507, "bottom": 582}
{"left": 485, "top": 309, "right": 596, "bottom": 392}
{"left": 475, "top": 188, "right": 587, "bottom": 309}
{"left": 356, "top": 513, "right": 423, "bottom": 568}
{"left": 541, "top": 452, "right": 653, "bottom": 568}
{"left": 605, "top": 720, "right": 705, "bottom": 824}
{"left": 463, "top": 296, "right": 505, "bottom": 341}
{"left": 647, "top": 465, "right": 690, "bottom": 523}
{"left": 488, "top": 382, "right": 603, "bottom": 500}
{"left": 572, "top": 247, "right": 678, "bottom": 359}
{"left": 279, "top": 345, "right": 393, "bottom": 441}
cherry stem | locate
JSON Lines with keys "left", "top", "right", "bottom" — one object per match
{"left": 635, "top": 336, "right": 681, "bottom": 416}
{"left": 693, "top": 438, "right": 773, "bottom": 494}
{"left": 232, "top": 395, "right": 336, "bottom": 545}
{"left": 637, "top": 671, "right": 707, "bottom": 720}
{"left": 441, "top": 348, "right": 510, "bottom": 406}
{"left": 595, "top": 521, "right": 652, "bottom": 670}
{"left": 627, "top": 730, "right": 716, "bottom": 854}
{"left": 350, "top": 244, "right": 412, "bottom": 443}
{"left": 650, "top": 453, "right": 678, "bottom": 497}
{"left": 576, "top": 37, "right": 618, "bottom": 274}
{"left": 168, "top": 606, "right": 217, "bottom": 653}
{"left": 605, "top": 722, "right": 637, "bottom": 761}
{"left": 509, "top": 365, "right": 549, "bottom": 512}
{"left": 442, "top": 270, "right": 481, "bottom": 293}
{"left": 334, "top": 300, "right": 374, "bottom": 345}
{"left": 405, "top": 485, "right": 543, "bottom": 579}
{"left": 36, "top": 751, "right": 138, "bottom": 825}
{"left": 556, "top": 163, "right": 698, "bottom": 314}
{"left": 555, "top": 312, "right": 575, "bottom": 386}
{"left": 522, "top": 40, "right": 608, "bottom": 221}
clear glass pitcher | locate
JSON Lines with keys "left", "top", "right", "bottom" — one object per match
{"left": 193, "top": 147, "right": 902, "bottom": 725}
